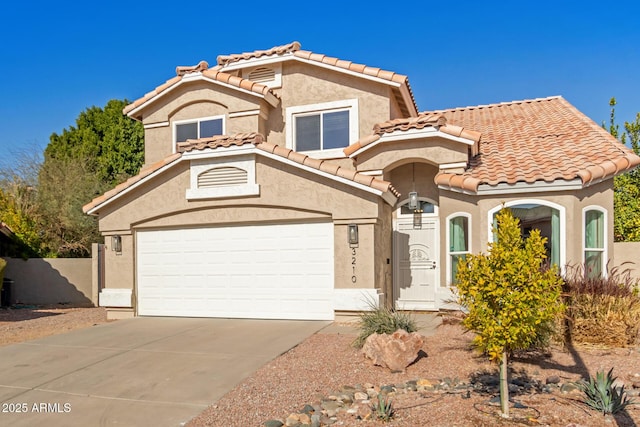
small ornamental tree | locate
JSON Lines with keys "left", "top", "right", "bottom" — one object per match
{"left": 454, "top": 209, "right": 564, "bottom": 418}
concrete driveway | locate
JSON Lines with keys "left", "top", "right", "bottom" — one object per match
{"left": 0, "top": 317, "right": 328, "bottom": 426}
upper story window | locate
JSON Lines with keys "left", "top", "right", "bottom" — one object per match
{"left": 286, "top": 99, "right": 358, "bottom": 158}
{"left": 174, "top": 116, "right": 225, "bottom": 145}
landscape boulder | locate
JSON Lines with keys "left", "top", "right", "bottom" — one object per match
{"left": 362, "top": 329, "right": 424, "bottom": 372}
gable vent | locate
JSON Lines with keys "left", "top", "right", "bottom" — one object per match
{"left": 198, "top": 166, "right": 248, "bottom": 188}
{"left": 247, "top": 67, "right": 275, "bottom": 84}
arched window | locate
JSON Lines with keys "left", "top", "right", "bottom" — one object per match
{"left": 583, "top": 206, "right": 606, "bottom": 278}
{"left": 488, "top": 200, "right": 565, "bottom": 271}
{"left": 447, "top": 213, "right": 471, "bottom": 285}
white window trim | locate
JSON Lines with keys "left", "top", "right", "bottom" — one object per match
{"left": 487, "top": 199, "right": 566, "bottom": 273}
{"left": 446, "top": 212, "right": 472, "bottom": 286}
{"left": 582, "top": 205, "right": 608, "bottom": 277}
{"left": 186, "top": 155, "right": 259, "bottom": 200}
{"left": 285, "top": 99, "right": 358, "bottom": 158}
{"left": 173, "top": 115, "right": 226, "bottom": 153}
{"left": 396, "top": 197, "right": 439, "bottom": 218}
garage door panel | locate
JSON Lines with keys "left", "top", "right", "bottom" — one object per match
{"left": 137, "top": 222, "right": 334, "bottom": 320}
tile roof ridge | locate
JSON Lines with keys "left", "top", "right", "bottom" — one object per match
{"left": 175, "top": 60, "right": 209, "bottom": 76}
{"left": 178, "top": 132, "right": 264, "bottom": 152}
{"left": 428, "top": 95, "right": 564, "bottom": 113}
{"left": 217, "top": 41, "right": 301, "bottom": 66}
{"left": 255, "top": 142, "right": 399, "bottom": 197}
{"left": 123, "top": 69, "right": 279, "bottom": 117}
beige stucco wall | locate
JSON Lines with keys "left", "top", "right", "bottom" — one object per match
{"left": 356, "top": 138, "right": 469, "bottom": 172}
{"left": 264, "top": 61, "right": 395, "bottom": 147}
{"left": 437, "top": 179, "right": 615, "bottom": 286}
{"left": 139, "top": 82, "right": 266, "bottom": 166}
{"left": 612, "top": 242, "right": 640, "bottom": 282}
{"left": 5, "top": 258, "right": 94, "bottom": 306}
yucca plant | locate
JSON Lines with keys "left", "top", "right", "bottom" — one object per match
{"left": 578, "top": 368, "right": 634, "bottom": 414}
{"left": 371, "top": 394, "right": 395, "bottom": 421}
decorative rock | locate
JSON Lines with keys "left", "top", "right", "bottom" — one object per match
{"left": 298, "top": 413, "right": 311, "bottom": 425}
{"left": 354, "top": 391, "right": 368, "bottom": 400}
{"left": 546, "top": 375, "right": 561, "bottom": 384}
{"left": 264, "top": 420, "right": 284, "bottom": 427}
{"left": 561, "top": 383, "right": 580, "bottom": 394}
{"left": 285, "top": 413, "right": 300, "bottom": 427}
{"left": 310, "top": 414, "right": 321, "bottom": 427}
{"left": 362, "top": 329, "right": 424, "bottom": 372}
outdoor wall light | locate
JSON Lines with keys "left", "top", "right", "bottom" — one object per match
{"left": 111, "top": 235, "right": 122, "bottom": 253}
{"left": 348, "top": 224, "right": 359, "bottom": 246}
{"left": 408, "top": 191, "right": 419, "bottom": 210}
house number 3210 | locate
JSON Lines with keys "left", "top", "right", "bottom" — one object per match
{"left": 351, "top": 248, "right": 357, "bottom": 283}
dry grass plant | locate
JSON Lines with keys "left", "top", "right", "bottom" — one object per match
{"left": 563, "top": 261, "right": 640, "bottom": 346}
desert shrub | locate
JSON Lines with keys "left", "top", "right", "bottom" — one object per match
{"left": 563, "top": 262, "right": 640, "bottom": 346}
{"left": 578, "top": 368, "right": 634, "bottom": 414}
{"left": 352, "top": 304, "right": 417, "bottom": 348}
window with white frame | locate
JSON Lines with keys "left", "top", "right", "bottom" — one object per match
{"left": 174, "top": 116, "right": 224, "bottom": 145}
{"left": 447, "top": 214, "right": 471, "bottom": 285}
{"left": 286, "top": 99, "right": 358, "bottom": 157}
{"left": 584, "top": 207, "right": 606, "bottom": 278}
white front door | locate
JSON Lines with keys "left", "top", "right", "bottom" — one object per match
{"left": 393, "top": 220, "right": 440, "bottom": 310}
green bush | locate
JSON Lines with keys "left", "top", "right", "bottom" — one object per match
{"left": 563, "top": 262, "right": 640, "bottom": 346}
{"left": 578, "top": 368, "right": 634, "bottom": 414}
{"left": 352, "top": 304, "right": 417, "bottom": 348}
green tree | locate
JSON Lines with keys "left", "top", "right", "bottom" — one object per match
{"left": 36, "top": 99, "right": 144, "bottom": 256}
{"left": 454, "top": 209, "right": 564, "bottom": 418}
{"left": 46, "top": 99, "right": 144, "bottom": 185}
{"left": 604, "top": 98, "right": 640, "bottom": 241}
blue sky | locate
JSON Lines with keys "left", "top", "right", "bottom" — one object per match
{"left": 1, "top": 1, "right": 639, "bottom": 162}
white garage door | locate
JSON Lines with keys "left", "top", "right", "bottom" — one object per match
{"left": 136, "top": 222, "right": 334, "bottom": 320}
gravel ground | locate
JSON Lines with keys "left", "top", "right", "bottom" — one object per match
{"left": 188, "top": 320, "right": 640, "bottom": 427}
{"left": 0, "top": 305, "right": 110, "bottom": 346}
{"left": 3, "top": 308, "right": 639, "bottom": 426}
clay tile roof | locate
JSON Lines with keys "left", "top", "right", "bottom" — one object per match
{"left": 216, "top": 41, "right": 301, "bottom": 66}
{"left": 175, "top": 60, "right": 209, "bottom": 76}
{"left": 86, "top": 133, "right": 399, "bottom": 213}
{"left": 431, "top": 96, "right": 640, "bottom": 191}
{"left": 373, "top": 113, "right": 447, "bottom": 134}
{"left": 344, "top": 113, "right": 481, "bottom": 156}
{"left": 178, "top": 132, "right": 264, "bottom": 152}
{"left": 292, "top": 49, "right": 418, "bottom": 115}
{"left": 123, "top": 67, "right": 278, "bottom": 117}
{"left": 253, "top": 141, "right": 399, "bottom": 198}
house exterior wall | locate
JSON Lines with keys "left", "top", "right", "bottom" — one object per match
{"left": 437, "top": 179, "right": 615, "bottom": 287}
{"left": 356, "top": 138, "right": 469, "bottom": 172}
{"left": 97, "top": 155, "right": 392, "bottom": 313}
{"left": 139, "top": 82, "right": 265, "bottom": 166}
{"left": 263, "top": 61, "right": 394, "bottom": 147}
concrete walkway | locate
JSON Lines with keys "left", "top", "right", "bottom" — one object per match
{"left": 0, "top": 317, "right": 328, "bottom": 427}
